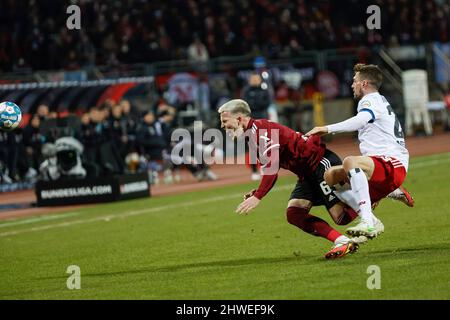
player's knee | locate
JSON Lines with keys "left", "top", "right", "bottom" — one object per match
{"left": 286, "top": 206, "right": 309, "bottom": 226}
{"left": 286, "top": 206, "right": 318, "bottom": 235}
{"left": 324, "top": 166, "right": 347, "bottom": 187}
{"left": 342, "top": 156, "right": 357, "bottom": 172}
{"left": 324, "top": 169, "right": 334, "bottom": 186}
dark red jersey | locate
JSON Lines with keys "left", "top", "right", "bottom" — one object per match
{"left": 246, "top": 118, "right": 326, "bottom": 199}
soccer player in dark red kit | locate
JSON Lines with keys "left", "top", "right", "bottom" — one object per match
{"left": 218, "top": 99, "right": 360, "bottom": 259}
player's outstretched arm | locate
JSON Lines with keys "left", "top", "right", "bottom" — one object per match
{"left": 307, "top": 112, "right": 373, "bottom": 137}
{"left": 305, "top": 126, "right": 329, "bottom": 137}
{"left": 236, "top": 173, "right": 278, "bottom": 215}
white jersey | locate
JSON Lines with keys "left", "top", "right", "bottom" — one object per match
{"left": 356, "top": 92, "right": 409, "bottom": 171}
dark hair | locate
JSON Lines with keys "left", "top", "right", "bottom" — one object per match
{"left": 158, "top": 110, "right": 170, "bottom": 118}
{"left": 354, "top": 63, "right": 383, "bottom": 89}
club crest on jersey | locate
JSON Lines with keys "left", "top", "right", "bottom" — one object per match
{"left": 360, "top": 100, "right": 371, "bottom": 108}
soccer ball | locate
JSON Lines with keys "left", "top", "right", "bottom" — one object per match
{"left": 0, "top": 101, "right": 22, "bottom": 131}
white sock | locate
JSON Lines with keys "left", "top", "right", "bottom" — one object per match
{"left": 334, "top": 188, "right": 360, "bottom": 212}
{"left": 348, "top": 168, "right": 375, "bottom": 228}
{"left": 387, "top": 188, "right": 402, "bottom": 199}
{"left": 335, "top": 235, "right": 349, "bottom": 245}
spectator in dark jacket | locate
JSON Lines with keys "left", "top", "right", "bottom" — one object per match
{"left": 81, "top": 107, "right": 124, "bottom": 175}
{"left": 23, "top": 114, "right": 46, "bottom": 172}
{"left": 108, "top": 103, "right": 128, "bottom": 159}
{"left": 136, "top": 111, "right": 167, "bottom": 161}
{"left": 241, "top": 72, "right": 274, "bottom": 180}
{"left": 241, "top": 72, "right": 272, "bottom": 119}
{"left": 120, "top": 99, "right": 138, "bottom": 154}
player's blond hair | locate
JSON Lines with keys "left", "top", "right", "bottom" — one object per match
{"left": 218, "top": 99, "right": 251, "bottom": 116}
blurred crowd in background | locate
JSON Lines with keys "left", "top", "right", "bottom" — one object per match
{"left": 0, "top": 98, "right": 220, "bottom": 187}
{"left": 1, "top": 0, "right": 449, "bottom": 72}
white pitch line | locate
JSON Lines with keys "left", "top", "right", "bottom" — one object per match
{"left": 0, "top": 185, "right": 292, "bottom": 237}
{"left": 0, "top": 212, "right": 81, "bottom": 228}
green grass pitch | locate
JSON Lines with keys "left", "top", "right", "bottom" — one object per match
{"left": 1, "top": 152, "right": 449, "bottom": 300}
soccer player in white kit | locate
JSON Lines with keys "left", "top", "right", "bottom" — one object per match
{"left": 306, "top": 64, "right": 411, "bottom": 238}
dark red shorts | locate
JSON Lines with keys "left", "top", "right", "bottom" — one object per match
{"left": 369, "top": 156, "right": 407, "bottom": 203}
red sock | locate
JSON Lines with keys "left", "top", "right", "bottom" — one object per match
{"left": 287, "top": 206, "right": 342, "bottom": 243}
{"left": 337, "top": 206, "right": 359, "bottom": 225}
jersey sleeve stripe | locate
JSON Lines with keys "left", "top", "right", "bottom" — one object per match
{"left": 359, "top": 108, "right": 376, "bottom": 123}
